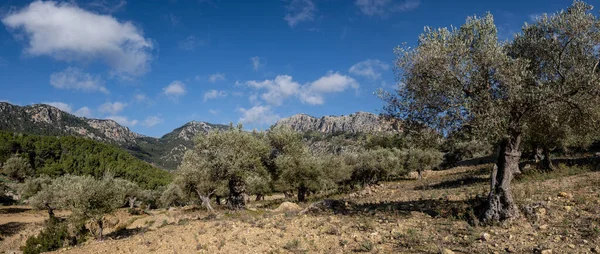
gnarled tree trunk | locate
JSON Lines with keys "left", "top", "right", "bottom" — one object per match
{"left": 128, "top": 197, "right": 137, "bottom": 209}
{"left": 542, "top": 147, "right": 554, "bottom": 171}
{"left": 195, "top": 190, "right": 214, "bottom": 211}
{"left": 228, "top": 175, "right": 246, "bottom": 210}
{"left": 297, "top": 185, "right": 308, "bottom": 202}
{"left": 96, "top": 219, "right": 104, "bottom": 241}
{"left": 482, "top": 133, "right": 522, "bottom": 223}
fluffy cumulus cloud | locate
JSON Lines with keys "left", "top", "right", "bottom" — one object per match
{"left": 299, "top": 72, "right": 359, "bottom": 105}
{"left": 142, "top": 115, "right": 163, "bottom": 127}
{"left": 74, "top": 106, "right": 93, "bottom": 118}
{"left": 244, "top": 72, "right": 358, "bottom": 106}
{"left": 245, "top": 75, "right": 300, "bottom": 105}
{"left": 355, "top": 0, "right": 420, "bottom": 17}
{"left": 2, "top": 1, "right": 153, "bottom": 78}
{"left": 107, "top": 116, "right": 138, "bottom": 127}
{"left": 237, "top": 105, "right": 280, "bottom": 125}
{"left": 163, "top": 81, "right": 186, "bottom": 99}
{"left": 349, "top": 59, "right": 390, "bottom": 80}
{"left": 99, "top": 101, "right": 127, "bottom": 115}
{"left": 42, "top": 102, "right": 72, "bottom": 112}
{"left": 208, "top": 73, "right": 226, "bottom": 83}
{"left": 284, "top": 0, "right": 316, "bottom": 27}
{"left": 203, "top": 90, "right": 227, "bottom": 102}
{"left": 50, "top": 67, "right": 108, "bottom": 94}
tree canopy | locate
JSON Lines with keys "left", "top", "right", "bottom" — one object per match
{"left": 380, "top": 1, "right": 600, "bottom": 222}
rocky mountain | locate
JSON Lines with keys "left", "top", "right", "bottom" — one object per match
{"left": 272, "top": 111, "right": 401, "bottom": 134}
{"left": 0, "top": 102, "right": 228, "bottom": 169}
{"left": 0, "top": 103, "right": 398, "bottom": 169}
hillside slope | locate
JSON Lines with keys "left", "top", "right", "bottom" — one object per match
{"left": 0, "top": 102, "right": 228, "bottom": 169}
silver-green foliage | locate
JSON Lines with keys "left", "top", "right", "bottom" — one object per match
{"left": 174, "top": 124, "right": 271, "bottom": 209}
{"left": 27, "top": 174, "right": 125, "bottom": 239}
{"left": 2, "top": 154, "right": 34, "bottom": 182}
{"left": 380, "top": 1, "right": 600, "bottom": 222}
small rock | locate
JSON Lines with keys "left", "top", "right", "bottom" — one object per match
{"left": 506, "top": 246, "right": 516, "bottom": 253}
{"left": 541, "top": 250, "right": 552, "bottom": 254}
{"left": 481, "top": 233, "right": 491, "bottom": 241}
{"left": 568, "top": 244, "right": 575, "bottom": 249}
{"left": 558, "top": 192, "right": 573, "bottom": 199}
{"left": 508, "top": 234, "right": 513, "bottom": 240}
{"left": 564, "top": 206, "right": 573, "bottom": 212}
{"left": 583, "top": 240, "right": 588, "bottom": 244}
{"left": 539, "top": 224, "right": 549, "bottom": 230}
{"left": 442, "top": 248, "right": 455, "bottom": 254}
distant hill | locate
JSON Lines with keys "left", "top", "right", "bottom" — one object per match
{"left": 0, "top": 102, "right": 229, "bottom": 170}
{"left": 0, "top": 130, "right": 171, "bottom": 189}
{"left": 272, "top": 111, "right": 401, "bottom": 134}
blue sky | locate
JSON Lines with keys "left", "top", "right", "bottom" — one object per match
{"left": 0, "top": 0, "right": 578, "bottom": 137}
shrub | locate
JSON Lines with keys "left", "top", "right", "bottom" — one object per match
{"left": 23, "top": 219, "right": 69, "bottom": 254}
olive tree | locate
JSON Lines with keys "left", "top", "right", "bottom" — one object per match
{"left": 28, "top": 174, "right": 125, "bottom": 240}
{"left": 380, "top": 1, "right": 600, "bottom": 223}
{"left": 114, "top": 179, "right": 142, "bottom": 209}
{"left": 2, "top": 154, "right": 34, "bottom": 182}
{"left": 21, "top": 175, "right": 56, "bottom": 218}
{"left": 345, "top": 148, "right": 401, "bottom": 186}
{"left": 181, "top": 124, "right": 271, "bottom": 210}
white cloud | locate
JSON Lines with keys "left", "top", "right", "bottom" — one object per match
{"left": 99, "top": 101, "right": 127, "bottom": 115}
{"left": 50, "top": 67, "right": 108, "bottom": 94}
{"left": 237, "top": 105, "right": 280, "bottom": 125}
{"left": 349, "top": 59, "right": 390, "bottom": 80}
{"left": 245, "top": 75, "right": 300, "bottom": 105}
{"left": 107, "top": 115, "right": 138, "bottom": 127}
{"left": 178, "top": 35, "right": 207, "bottom": 51}
{"left": 284, "top": 0, "right": 316, "bottom": 27}
{"left": 0, "top": 99, "right": 10, "bottom": 103}
{"left": 74, "top": 106, "right": 93, "bottom": 118}
{"left": 245, "top": 72, "right": 358, "bottom": 106}
{"left": 163, "top": 81, "right": 186, "bottom": 99}
{"left": 203, "top": 90, "right": 227, "bottom": 101}
{"left": 2, "top": 1, "right": 153, "bottom": 78}
{"left": 142, "top": 115, "right": 163, "bottom": 127}
{"left": 250, "top": 56, "right": 263, "bottom": 71}
{"left": 208, "top": 73, "right": 226, "bottom": 83}
{"left": 133, "top": 93, "right": 147, "bottom": 102}
{"left": 355, "top": 0, "right": 420, "bottom": 17}
{"left": 299, "top": 72, "right": 359, "bottom": 105}
{"left": 42, "top": 102, "right": 72, "bottom": 112}
{"left": 208, "top": 109, "right": 219, "bottom": 115}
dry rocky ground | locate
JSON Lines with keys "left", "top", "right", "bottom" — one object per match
{"left": 1, "top": 164, "right": 599, "bottom": 253}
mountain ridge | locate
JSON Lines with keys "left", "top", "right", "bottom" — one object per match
{"left": 0, "top": 102, "right": 397, "bottom": 169}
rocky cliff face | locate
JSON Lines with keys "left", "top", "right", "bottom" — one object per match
{"left": 273, "top": 112, "right": 400, "bottom": 134}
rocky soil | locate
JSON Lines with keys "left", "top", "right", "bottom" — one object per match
{"left": 2, "top": 163, "right": 599, "bottom": 253}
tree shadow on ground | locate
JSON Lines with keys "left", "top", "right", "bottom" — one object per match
{"left": 0, "top": 195, "right": 17, "bottom": 206}
{"left": 306, "top": 198, "right": 485, "bottom": 226}
{"left": 414, "top": 176, "right": 489, "bottom": 190}
{"left": 0, "top": 222, "right": 26, "bottom": 237}
{"left": 0, "top": 207, "right": 31, "bottom": 214}
{"left": 105, "top": 227, "right": 147, "bottom": 240}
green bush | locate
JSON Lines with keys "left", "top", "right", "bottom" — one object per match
{"left": 23, "top": 219, "right": 69, "bottom": 254}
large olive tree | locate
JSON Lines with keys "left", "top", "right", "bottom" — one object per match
{"left": 380, "top": 1, "right": 600, "bottom": 223}
{"left": 182, "top": 124, "right": 271, "bottom": 210}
